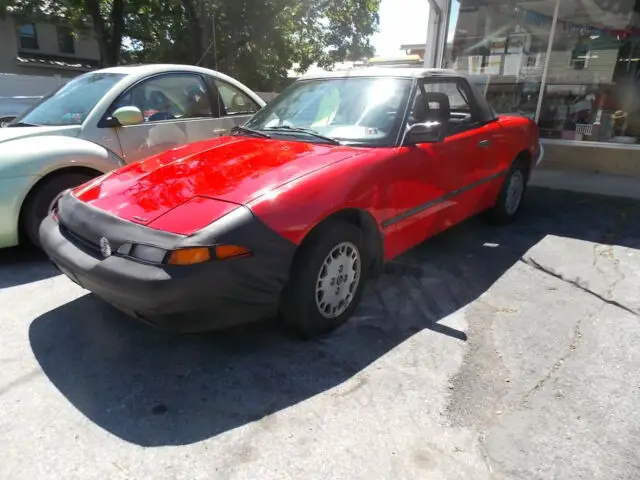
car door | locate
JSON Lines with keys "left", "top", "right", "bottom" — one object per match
{"left": 104, "top": 72, "right": 224, "bottom": 164}
{"left": 385, "top": 78, "right": 500, "bottom": 257}
{"left": 205, "top": 77, "right": 262, "bottom": 135}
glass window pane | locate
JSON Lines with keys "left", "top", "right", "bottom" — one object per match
{"left": 115, "top": 74, "right": 213, "bottom": 122}
{"left": 214, "top": 80, "right": 260, "bottom": 116}
{"left": 538, "top": 0, "right": 640, "bottom": 145}
{"left": 444, "top": 0, "right": 556, "bottom": 120}
{"left": 18, "top": 23, "right": 38, "bottom": 50}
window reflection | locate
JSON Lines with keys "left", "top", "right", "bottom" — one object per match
{"left": 444, "top": 0, "right": 640, "bottom": 145}
{"left": 539, "top": 0, "right": 640, "bottom": 144}
{"left": 444, "top": 0, "right": 554, "bottom": 119}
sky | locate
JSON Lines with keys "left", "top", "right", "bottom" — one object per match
{"left": 371, "top": 0, "right": 460, "bottom": 57}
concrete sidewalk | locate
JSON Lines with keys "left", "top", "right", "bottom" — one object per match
{"left": 531, "top": 167, "right": 640, "bottom": 200}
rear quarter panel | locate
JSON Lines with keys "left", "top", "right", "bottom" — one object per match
{"left": 496, "top": 115, "right": 541, "bottom": 174}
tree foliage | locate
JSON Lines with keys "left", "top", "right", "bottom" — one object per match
{"left": 2, "top": 0, "right": 380, "bottom": 90}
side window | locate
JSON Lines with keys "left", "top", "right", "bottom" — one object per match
{"left": 410, "top": 79, "right": 479, "bottom": 136}
{"left": 214, "top": 80, "right": 260, "bottom": 116}
{"left": 112, "top": 74, "right": 213, "bottom": 123}
{"left": 423, "top": 81, "right": 473, "bottom": 116}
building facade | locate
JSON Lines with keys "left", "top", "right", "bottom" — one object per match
{"left": 431, "top": 0, "right": 640, "bottom": 175}
{"left": 0, "top": 16, "right": 101, "bottom": 78}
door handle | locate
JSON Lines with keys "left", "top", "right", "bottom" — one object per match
{"left": 213, "top": 128, "right": 227, "bottom": 135}
{"left": 478, "top": 139, "right": 492, "bottom": 148}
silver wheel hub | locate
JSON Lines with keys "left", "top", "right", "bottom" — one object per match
{"left": 315, "top": 241, "right": 361, "bottom": 319}
{"left": 505, "top": 170, "right": 524, "bottom": 215}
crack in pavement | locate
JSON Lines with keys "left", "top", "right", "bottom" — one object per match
{"left": 518, "top": 302, "right": 600, "bottom": 408}
{"left": 520, "top": 256, "right": 638, "bottom": 317}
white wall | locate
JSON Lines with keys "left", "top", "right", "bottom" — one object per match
{"left": 0, "top": 73, "right": 68, "bottom": 97}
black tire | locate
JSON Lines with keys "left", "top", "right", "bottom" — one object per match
{"left": 279, "top": 220, "right": 368, "bottom": 339}
{"left": 21, "top": 173, "right": 95, "bottom": 248}
{"left": 484, "top": 158, "right": 529, "bottom": 225}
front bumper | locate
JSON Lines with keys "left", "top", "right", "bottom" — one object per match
{"left": 40, "top": 196, "right": 296, "bottom": 332}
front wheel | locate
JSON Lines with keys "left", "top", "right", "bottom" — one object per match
{"left": 21, "top": 173, "right": 95, "bottom": 248}
{"left": 485, "top": 160, "right": 528, "bottom": 225}
{"left": 279, "top": 220, "right": 368, "bottom": 339}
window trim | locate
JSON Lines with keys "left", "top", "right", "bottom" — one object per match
{"left": 98, "top": 72, "right": 217, "bottom": 128}
{"left": 18, "top": 23, "right": 39, "bottom": 50}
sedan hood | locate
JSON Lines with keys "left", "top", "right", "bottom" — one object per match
{"left": 0, "top": 125, "right": 81, "bottom": 143}
{"left": 73, "top": 136, "right": 366, "bottom": 227}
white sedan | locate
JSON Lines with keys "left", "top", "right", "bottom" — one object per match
{"left": 0, "top": 64, "right": 265, "bottom": 248}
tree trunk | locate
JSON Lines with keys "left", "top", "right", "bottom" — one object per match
{"left": 84, "top": 0, "right": 125, "bottom": 67}
{"left": 181, "top": 0, "right": 206, "bottom": 65}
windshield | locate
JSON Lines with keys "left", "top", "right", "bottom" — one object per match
{"left": 11, "top": 72, "right": 126, "bottom": 127}
{"left": 244, "top": 77, "right": 414, "bottom": 146}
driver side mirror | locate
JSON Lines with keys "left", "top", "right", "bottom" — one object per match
{"left": 405, "top": 121, "right": 445, "bottom": 145}
{"left": 108, "top": 106, "right": 144, "bottom": 127}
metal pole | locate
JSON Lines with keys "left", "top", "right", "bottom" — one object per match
{"left": 424, "top": 0, "right": 442, "bottom": 68}
{"left": 535, "top": 0, "right": 560, "bottom": 122}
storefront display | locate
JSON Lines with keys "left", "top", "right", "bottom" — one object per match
{"left": 443, "top": 0, "right": 640, "bottom": 146}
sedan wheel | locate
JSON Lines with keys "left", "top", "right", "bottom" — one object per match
{"left": 280, "top": 220, "right": 368, "bottom": 339}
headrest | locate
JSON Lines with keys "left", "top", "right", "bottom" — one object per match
{"left": 412, "top": 91, "right": 451, "bottom": 123}
{"left": 423, "top": 92, "right": 450, "bottom": 121}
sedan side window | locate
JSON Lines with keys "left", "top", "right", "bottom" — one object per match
{"left": 111, "top": 74, "right": 213, "bottom": 123}
{"left": 214, "top": 80, "right": 260, "bottom": 116}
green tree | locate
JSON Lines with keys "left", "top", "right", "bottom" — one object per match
{"left": 2, "top": 0, "right": 381, "bottom": 90}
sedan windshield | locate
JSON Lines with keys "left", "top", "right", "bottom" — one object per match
{"left": 244, "top": 77, "right": 414, "bottom": 146}
{"left": 11, "top": 72, "right": 126, "bottom": 127}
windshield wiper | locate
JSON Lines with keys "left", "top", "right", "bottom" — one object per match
{"left": 264, "top": 126, "right": 342, "bottom": 145}
{"left": 231, "top": 125, "right": 271, "bottom": 139}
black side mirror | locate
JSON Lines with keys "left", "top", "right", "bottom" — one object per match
{"left": 405, "top": 121, "right": 446, "bottom": 145}
{"left": 101, "top": 116, "right": 122, "bottom": 128}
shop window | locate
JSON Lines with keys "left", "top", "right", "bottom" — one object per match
{"left": 18, "top": 23, "right": 38, "bottom": 50}
{"left": 57, "top": 27, "right": 75, "bottom": 55}
{"left": 445, "top": 0, "right": 640, "bottom": 146}
{"left": 537, "top": 0, "right": 640, "bottom": 145}
{"left": 443, "top": 0, "right": 556, "bottom": 120}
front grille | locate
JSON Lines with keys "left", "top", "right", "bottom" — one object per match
{"left": 59, "top": 223, "right": 102, "bottom": 258}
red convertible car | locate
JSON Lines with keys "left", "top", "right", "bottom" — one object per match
{"left": 40, "top": 68, "right": 543, "bottom": 338}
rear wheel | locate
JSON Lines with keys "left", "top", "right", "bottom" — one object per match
{"left": 279, "top": 220, "right": 368, "bottom": 339}
{"left": 21, "top": 173, "right": 95, "bottom": 248}
{"left": 485, "top": 159, "right": 529, "bottom": 225}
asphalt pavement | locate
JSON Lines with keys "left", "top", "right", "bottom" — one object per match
{"left": 1, "top": 188, "right": 639, "bottom": 480}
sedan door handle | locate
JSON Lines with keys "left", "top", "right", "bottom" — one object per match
{"left": 478, "top": 139, "right": 492, "bottom": 148}
{"left": 213, "top": 128, "right": 227, "bottom": 134}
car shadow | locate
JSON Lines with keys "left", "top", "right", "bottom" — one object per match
{"left": 28, "top": 188, "right": 640, "bottom": 446}
{"left": 0, "top": 246, "right": 60, "bottom": 289}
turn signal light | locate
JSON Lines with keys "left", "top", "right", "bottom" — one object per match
{"left": 167, "top": 247, "right": 211, "bottom": 265}
{"left": 214, "top": 245, "right": 252, "bottom": 260}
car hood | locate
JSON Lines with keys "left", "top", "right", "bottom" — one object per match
{"left": 73, "top": 136, "right": 366, "bottom": 227}
{"left": 0, "top": 125, "right": 81, "bottom": 144}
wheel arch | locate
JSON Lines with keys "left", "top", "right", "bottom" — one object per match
{"left": 17, "top": 165, "right": 103, "bottom": 241}
{"left": 296, "top": 208, "right": 384, "bottom": 279}
{"left": 514, "top": 149, "right": 533, "bottom": 178}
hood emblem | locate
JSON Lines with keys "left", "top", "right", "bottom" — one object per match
{"left": 99, "top": 237, "right": 112, "bottom": 258}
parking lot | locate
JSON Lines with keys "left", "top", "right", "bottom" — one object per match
{"left": 1, "top": 187, "right": 639, "bottom": 480}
